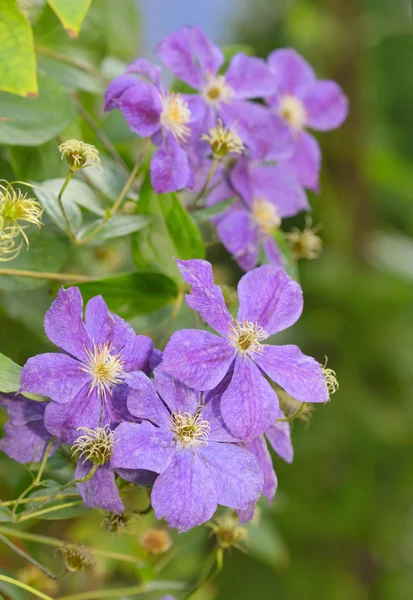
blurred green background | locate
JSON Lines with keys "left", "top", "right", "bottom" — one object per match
{"left": 1, "top": 1, "right": 413, "bottom": 599}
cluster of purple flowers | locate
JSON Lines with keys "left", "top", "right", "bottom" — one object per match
{"left": 0, "top": 258, "right": 329, "bottom": 532}
{"left": 105, "top": 26, "right": 348, "bottom": 271}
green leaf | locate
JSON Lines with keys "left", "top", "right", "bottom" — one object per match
{"left": 0, "top": 353, "right": 45, "bottom": 401}
{"left": 46, "top": 0, "right": 92, "bottom": 38}
{"left": 133, "top": 179, "right": 205, "bottom": 277}
{"left": 0, "top": 507, "right": 13, "bottom": 523}
{"left": 192, "top": 197, "right": 237, "bottom": 224}
{"left": 81, "top": 214, "right": 151, "bottom": 243}
{"left": 37, "top": 54, "right": 104, "bottom": 94}
{"left": 0, "top": 0, "right": 38, "bottom": 97}
{"left": 0, "top": 74, "right": 77, "bottom": 146}
{"left": 8, "top": 140, "right": 67, "bottom": 181}
{"left": 0, "top": 228, "right": 69, "bottom": 292}
{"left": 77, "top": 272, "right": 179, "bottom": 319}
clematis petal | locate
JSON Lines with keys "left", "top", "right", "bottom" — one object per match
{"left": 280, "top": 130, "right": 321, "bottom": 192}
{"left": 126, "top": 58, "right": 162, "bottom": 88}
{"left": 115, "top": 468, "right": 157, "bottom": 487}
{"left": 246, "top": 435, "right": 277, "bottom": 503}
{"left": 153, "top": 370, "right": 199, "bottom": 415}
{"left": 0, "top": 421, "right": 56, "bottom": 464}
{"left": 262, "top": 237, "right": 283, "bottom": 268}
{"left": 216, "top": 206, "right": 259, "bottom": 272}
{"left": 192, "top": 26, "right": 223, "bottom": 76}
{"left": 20, "top": 353, "right": 90, "bottom": 404}
{"left": 110, "top": 421, "right": 174, "bottom": 473}
{"left": 76, "top": 461, "right": 124, "bottom": 515}
{"left": 220, "top": 356, "right": 280, "bottom": 441}
{"left": 118, "top": 81, "right": 162, "bottom": 138}
{"left": 226, "top": 54, "right": 277, "bottom": 99}
{"left": 268, "top": 48, "right": 315, "bottom": 96}
{"left": 151, "top": 135, "right": 192, "bottom": 193}
{"left": 121, "top": 335, "right": 153, "bottom": 372}
{"left": 44, "top": 287, "right": 91, "bottom": 361}
{"left": 303, "top": 80, "right": 348, "bottom": 131}
{"left": 265, "top": 419, "right": 293, "bottom": 464}
{"left": 0, "top": 393, "right": 46, "bottom": 425}
{"left": 162, "top": 329, "right": 235, "bottom": 391}
{"left": 237, "top": 264, "right": 303, "bottom": 336}
{"left": 151, "top": 450, "right": 218, "bottom": 532}
{"left": 44, "top": 387, "right": 101, "bottom": 444}
{"left": 256, "top": 344, "right": 329, "bottom": 404}
{"left": 250, "top": 165, "right": 309, "bottom": 218}
{"left": 201, "top": 395, "right": 239, "bottom": 443}
{"left": 176, "top": 258, "right": 233, "bottom": 336}
{"left": 200, "top": 442, "right": 263, "bottom": 510}
{"left": 156, "top": 27, "right": 204, "bottom": 90}
{"left": 124, "top": 372, "right": 170, "bottom": 428}
{"left": 104, "top": 75, "right": 137, "bottom": 111}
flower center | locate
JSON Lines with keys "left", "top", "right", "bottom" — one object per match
{"left": 228, "top": 320, "right": 268, "bottom": 357}
{"left": 252, "top": 198, "right": 281, "bottom": 235}
{"left": 160, "top": 91, "right": 191, "bottom": 142}
{"left": 72, "top": 425, "right": 116, "bottom": 465}
{"left": 201, "top": 119, "right": 244, "bottom": 158}
{"left": 171, "top": 411, "right": 210, "bottom": 448}
{"left": 81, "top": 342, "right": 125, "bottom": 398}
{"left": 279, "top": 94, "right": 307, "bottom": 130}
{"left": 202, "top": 75, "right": 235, "bottom": 107}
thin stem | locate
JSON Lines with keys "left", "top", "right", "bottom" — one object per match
{"left": 277, "top": 402, "right": 306, "bottom": 422}
{"left": 58, "top": 170, "right": 76, "bottom": 240}
{"left": 0, "top": 526, "right": 145, "bottom": 565}
{"left": 36, "top": 46, "right": 109, "bottom": 83}
{"left": 34, "top": 437, "right": 55, "bottom": 486}
{"left": 190, "top": 158, "right": 218, "bottom": 209}
{"left": 0, "top": 574, "right": 54, "bottom": 600}
{"left": 18, "top": 501, "right": 83, "bottom": 523}
{"left": 0, "top": 268, "right": 93, "bottom": 282}
{"left": 0, "top": 533, "right": 63, "bottom": 580}
{"left": 2, "top": 492, "right": 79, "bottom": 507}
{"left": 183, "top": 547, "right": 222, "bottom": 600}
{"left": 59, "top": 580, "right": 186, "bottom": 600}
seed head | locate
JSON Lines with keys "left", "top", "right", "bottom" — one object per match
{"left": 141, "top": 528, "right": 173, "bottom": 554}
{"left": 102, "top": 511, "right": 141, "bottom": 535}
{"left": 60, "top": 544, "right": 95, "bottom": 572}
{"left": 209, "top": 513, "right": 248, "bottom": 551}
{"left": 201, "top": 119, "right": 244, "bottom": 159}
{"left": 72, "top": 425, "right": 116, "bottom": 465}
{"left": 286, "top": 218, "right": 323, "bottom": 260}
{"left": 59, "top": 139, "right": 101, "bottom": 172}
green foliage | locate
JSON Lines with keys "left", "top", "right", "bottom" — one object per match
{"left": 46, "top": 0, "right": 92, "bottom": 38}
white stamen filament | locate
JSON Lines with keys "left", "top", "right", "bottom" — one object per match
{"left": 279, "top": 94, "right": 307, "bottom": 130}
{"left": 252, "top": 198, "right": 281, "bottom": 235}
{"left": 202, "top": 74, "right": 235, "bottom": 107}
{"left": 171, "top": 410, "right": 210, "bottom": 448}
{"left": 160, "top": 91, "right": 191, "bottom": 142}
{"left": 228, "top": 320, "right": 268, "bottom": 357}
{"left": 81, "top": 342, "right": 125, "bottom": 398}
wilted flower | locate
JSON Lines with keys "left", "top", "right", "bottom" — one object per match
{"left": 161, "top": 259, "right": 329, "bottom": 441}
{"left": 59, "top": 139, "right": 101, "bottom": 172}
{"left": 60, "top": 544, "right": 95, "bottom": 572}
{"left": 111, "top": 370, "right": 264, "bottom": 532}
{"left": 141, "top": 528, "right": 173, "bottom": 554}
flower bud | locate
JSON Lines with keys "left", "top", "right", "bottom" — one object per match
{"left": 140, "top": 528, "right": 173, "bottom": 554}
{"left": 72, "top": 425, "right": 116, "bottom": 466}
{"left": 286, "top": 218, "right": 323, "bottom": 260}
{"left": 201, "top": 120, "right": 244, "bottom": 159}
{"left": 59, "top": 139, "right": 101, "bottom": 172}
{"left": 209, "top": 513, "right": 248, "bottom": 551}
{"left": 60, "top": 544, "right": 95, "bottom": 572}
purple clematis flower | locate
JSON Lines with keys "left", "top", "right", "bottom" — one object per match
{"left": 266, "top": 49, "right": 348, "bottom": 191}
{"left": 156, "top": 26, "right": 292, "bottom": 160}
{"left": 161, "top": 259, "right": 329, "bottom": 442}
{"left": 110, "top": 370, "right": 264, "bottom": 532}
{"left": 206, "top": 157, "right": 309, "bottom": 271}
{"left": 20, "top": 287, "right": 153, "bottom": 445}
{"left": 0, "top": 393, "right": 58, "bottom": 463}
{"left": 104, "top": 58, "right": 203, "bottom": 193}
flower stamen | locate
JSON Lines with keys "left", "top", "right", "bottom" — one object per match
{"left": 72, "top": 425, "right": 116, "bottom": 465}
{"left": 201, "top": 119, "right": 244, "bottom": 158}
{"left": 202, "top": 75, "right": 235, "bottom": 107}
{"left": 81, "top": 342, "right": 125, "bottom": 398}
{"left": 160, "top": 91, "right": 191, "bottom": 142}
{"left": 228, "top": 320, "right": 268, "bottom": 357}
{"left": 279, "top": 94, "right": 307, "bottom": 130}
{"left": 252, "top": 198, "right": 281, "bottom": 236}
{"left": 171, "top": 410, "right": 210, "bottom": 448}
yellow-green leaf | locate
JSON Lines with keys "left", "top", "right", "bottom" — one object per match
{"left": 0, "top": 0, "right": 38, "bottom": 97}
{"left": 46, "top": 0, "right": 92, "bottom": 38}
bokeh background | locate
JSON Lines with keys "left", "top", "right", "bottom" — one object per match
{"left": 1, "top": 1, "right": 413, "bottom": 599}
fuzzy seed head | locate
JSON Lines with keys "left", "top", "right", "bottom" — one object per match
{"left": 201, "top": 119, "right": 244, "bottom": 158}
{"left": 171, "top": 410, "right": 210, "bottom": 449}
{"left": 102, "top": 511, "right": 140, "bottom": 535}
{"left": 252, "top": 198, "right": 281, "bottom": 235}
{"left": 228, "top": 320, "right": 268, "bottom": 357}
{"left": 60, "top": 544, "right": 95, "bottom": 572}
{"left": 160, "top": 91, "right": 191, "bottom": 142}
{"left": 286, "top": 219, "right": 323, "bottom": 260}
{"left": 279, "top": 94, "right": 307, "bottom": 130}
{"left": 81, "top": 342, "right": 125, "bottom": 398}
{"left": 72, "top": 425, "right": 116, "bottom": 465}
{"left": 59, "top": 139, "right": 101, "bottom": 171}
{"left": 202, "top": 75, "right": 235, "bottom": 107}
{"left": 141, "top": 528, "right": 173, "bottom": 554}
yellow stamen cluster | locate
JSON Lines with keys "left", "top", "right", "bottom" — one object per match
{"left": 160, "top": 91, "right": 191, "bottom": 142}
{"left": 279, "top": 94, "right": 308, "bottom": 130}
{"left": 202, "top": 74, "right": 235, "bottom": 107}
{"left": 171, "top": 410, "right": 210, "bottom": 448}
{"left": 286, "top": 218, "right": 323, "bottom": 260}
{"left": 201, "top": 119, "right": 244, "bottom": 159}
{"left": 322, "top": 366, "right": 339, "bottom": 397}
{"left": 60, "top": 544, "right": 95, "bottom": 572}
{"left": 72, "top": 425, "right": 116, "bottom": 465}
{"left": 228, "top": 320, "right": 268, "bottom": 357}
{"left": 252, "top": 197, "right": 281, "bottom": 235}
{"left": 208, "top": 513, "right": 248, "bottom": 551}
{"left": 140, "top": 528, "right": 173, "bottom": 554}
{"left": 59, "top": 139, "right": 101, "bottom": 172}
{"left": 81, "top": 342, "right": 125, "bottom": 398}
{"left": 0, "top": 180, "right": 43, "bottom": 261}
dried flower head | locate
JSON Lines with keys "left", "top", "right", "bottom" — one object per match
{"left": 0, "top": 180, "right": 43, "bottom": 261}
{"left": 102, "top": 511, "right": 141, "bottom": 535}
{"left": 72, "top": 425, "right": 116, "bottom": 465}
{"left": 201, "top": 119, "right": 244, "bottom": 158}
{"left": 141, "top": 528, "right": 173, "bottom": 554}
{"left": 59, "top": 139, "right": 101, "bottom": 172}
{"left": 60, "top": 544, "right": 95, "bottom": 572}
{"left": 286, "top": 218, "right": 323, "bottom": 260}
{"left": 209, "top": 513, "right": 248, "bottom": 551}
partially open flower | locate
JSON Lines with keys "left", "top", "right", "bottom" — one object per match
{"left": 141, "top": 528, "right": 173, "bottom": 554}
{"left": 286, "top": 218, "right": 323, "bottom": 260}
{"left": 72, "top": 425, "right": 116, "bottom": 466}
{"left": 208, "top": 513, "right": 248, "bottom": 551}
{"left": 201, "top": 119, "right": 244, "bottom": 159}
{"left": 0, "top": 180, "right": 43, "bottom": 261}
{"left": 59, "top": 139, "right": 101, "bottom": 172}
{"left": 60, "top": 544, "right": 95, "bottom": 572}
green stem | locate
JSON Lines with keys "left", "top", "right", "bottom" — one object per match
{"left": 277, "top": 402, "right": 306, "bottom": 422}
{"left": 0, "top": 268, "right": 93, "bottom": 282}
{"left": 36, "top": 46, "right": 109, "bottom": 83}
{"left": 0, "top": 574, "right": 54, "bottom": 600}
{"left": 34, "top": 437, "right": 55, "bottom": 486}
{"left": 2, "top": 492, "right": 79, "bottom": 507}
{"left": 190, "top": 158, "right": 218, "bottom": 208}
{"left": 58, "top": 170, "right": 76, "bottom": 240}
{"left": 18, "top": 501, "right": 83, "bottom": 523}
{"left": 59, "top": 580, "right": 186, "bottom": 600}
{"left": 183, "top": 548, "right": 222, "bottom": 600}
{"left": 0, "top": 533, "right": 63, "bottom": 579}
